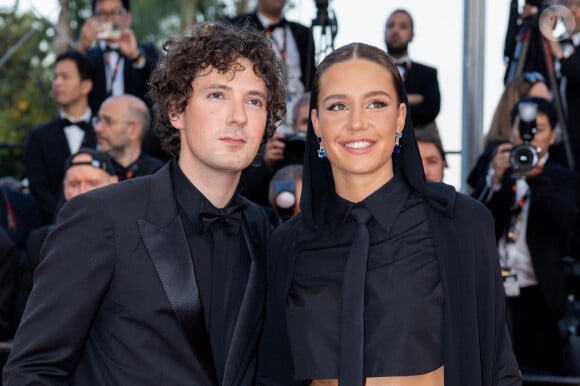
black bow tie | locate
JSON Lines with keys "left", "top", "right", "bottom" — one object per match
{"left": 266, "top": 19, "right": 286, "bottom": 32}
{"left": 60, "top": 118, "right": 90, "bottom": 131}
{"left": 199, "top": 201, "right": 244, "bottom": 236}
{"left": 60, "top": 118, "right": 96, "bottom": 147}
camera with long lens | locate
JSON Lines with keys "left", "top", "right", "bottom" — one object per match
{"left": 282, "top": 131, "right": 306, "bottom": 165}
{"left": 510, "top": 101, "right": 539, "bottom": 173}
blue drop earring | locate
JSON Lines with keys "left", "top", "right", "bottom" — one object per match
{"left": 393, "top": 132, "right": 402, "bottom": 154}
{"left": 317, "top": 137, "right": 326, "bottom": 158}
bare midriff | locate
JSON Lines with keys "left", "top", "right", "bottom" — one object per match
{"left": 310, "top": 365, "right": 444, "bottom": 386}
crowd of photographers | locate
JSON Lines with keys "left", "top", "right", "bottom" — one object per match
{"left": 467, "top": 0, "right": 580, "bottom": 376}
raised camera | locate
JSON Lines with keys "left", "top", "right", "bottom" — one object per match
{"left": 510, "top": 101, "right": 539, "bottom": 173}
{"left": 282, "top": 131, "right": 306, "bottom": 165}
{"left": 97, "top": 22, "right": 122, "bottom": 40}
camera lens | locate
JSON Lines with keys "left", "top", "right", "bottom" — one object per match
{"left": 510, "top": 144, "right": 539, "bottom": 172}
{"left": 283, "top": 133, "right": 306, "bottom": 165}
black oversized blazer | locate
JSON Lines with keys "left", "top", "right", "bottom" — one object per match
{"left": 4, "top": 163, "right": 269, "bottom": 385}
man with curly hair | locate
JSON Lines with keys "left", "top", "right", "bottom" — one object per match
{"left": 4, "top": 22, "right": 286, "bottom": 385}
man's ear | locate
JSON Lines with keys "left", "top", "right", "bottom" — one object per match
{"left": 82, "top": 79, "right": 93, "bottom": 96}
{"left": 549, "top": 128, "right": 557, "bottom": 146}
{"left": 168, "top": 102, "right": 184, "bottom": 130}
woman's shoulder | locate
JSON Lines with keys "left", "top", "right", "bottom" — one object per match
{"left": 269, "top": 213, "right": 305, "bottom": 246}
{"left": 422, "top": 182, "right": 493, "bottom": 226}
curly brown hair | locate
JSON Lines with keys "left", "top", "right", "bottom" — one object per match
{"left": 149, "top": 22, "right": 287, "bottom": 157}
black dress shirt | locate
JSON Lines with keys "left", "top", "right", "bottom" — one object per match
{"left": 171, "top": 161, "right": 251, "bottom": 383}
{"left": 112, "top": 153, "right": 165, "bottom": 181}
{"left": 287, "top": 174, "right": 443, "bottom": 379}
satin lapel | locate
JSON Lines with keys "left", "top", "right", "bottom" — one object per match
{"left": 221, "top": 212, "right": 266, "bottom": 386}
{"left": 53, "top": 120, "right": 72, "bottom": 156}
{"left": 137, "top": 209, "right": 218, "bottom": 383}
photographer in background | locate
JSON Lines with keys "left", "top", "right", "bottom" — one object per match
{"left": 547, "top": 0, "right": 580, "bottom": 174}
{"left": 75, "top": 0, "right": 159, "bottom": 154}
{"left": 472, "top": 96, "right": 579, "bottom": 375}
{"left": 268, "top": 164, "right": 303, "bottom": 228}
{"left": 503, "top": 0, "right": 551, "bottom": 83}
{"left": 238, "top": 92, "right": 310, "bottom": 205}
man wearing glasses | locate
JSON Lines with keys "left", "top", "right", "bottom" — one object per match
{"left": 93, "top": 95, "right": 164, "bottom": 181}
{"left": 76, "top": 0, "right": 158, "bottom": 118}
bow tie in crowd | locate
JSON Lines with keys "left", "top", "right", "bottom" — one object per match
{"left": 60, "top": 118, "right": 96, "bottom": 147}
{"left": 199, "top": 202, "right": 244, "bottom": 236}
{"left": 60, "top": 118, "right": 91, "bottom": 131}
{"left": 266, "top": 19, "right": 286, "bottom": 32}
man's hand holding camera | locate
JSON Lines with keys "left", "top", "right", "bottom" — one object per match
{"left": 492, "top": 143, "right": 514, "bottom": 185}
{"left": 264, "top": 134, "right": 287, "bottom": 171}
{"left": 77, "top": 18, "right": 140, "bottom": 62}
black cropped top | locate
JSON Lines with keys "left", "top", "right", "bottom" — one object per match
{"left": 286, "top": 175, "right": 443, "bottom": 380}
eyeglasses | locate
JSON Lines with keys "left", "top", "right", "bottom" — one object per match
{"left": 94, "top": 8, "right": 127, "bottom": 20}
{"left": 522, "top": 71, "right": 546, "bottom": 84}
{"left": 92, "top": 115, "right": 133, "bottom": 127}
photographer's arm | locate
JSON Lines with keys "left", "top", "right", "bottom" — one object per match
{"left": 76, "top": 18, "right": 101, "bottom": 53}
{"left": 264, "top": 134, "right": 286, "bottom": 171}
{"left": 525, "top": 164, "right": 580, "bottom": 231}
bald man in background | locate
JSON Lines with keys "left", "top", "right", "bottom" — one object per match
{"left": 94, "top": 94, "right": 164, "bottom": 180}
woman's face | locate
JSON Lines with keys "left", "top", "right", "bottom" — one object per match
{"left": 311, "top": 58, "right": 406, "bottom": 197}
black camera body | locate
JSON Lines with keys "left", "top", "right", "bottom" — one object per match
{"left": 282, "top": 132, "right": 306, "bottom": 165}
{"left": 510, "top": 102, "right": 539, "bottom": 173}
{"left": 272, "top": 180, "right": 296, "bottom": 222}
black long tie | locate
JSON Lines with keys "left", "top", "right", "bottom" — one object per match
{"left": 339, "top": 206, "right": 372, "bottom": 386}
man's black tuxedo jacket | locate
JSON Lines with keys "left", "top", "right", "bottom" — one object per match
{"left": 403, "top": 61, "right": 441, "bottom": 128}
{"left": 476, "top": 160, "right": 579, "bottom": 310}
{"left": 3, "top": 164, "right": 270, "bottom": 385}
{"left": 25, "top": 118, "right": 95, "bottom": 224}
{"left": 228, "top": 13, "right": 316, "bottom": 91}
{"left": 86, "top": 43, "right": 158, "bottom": 113}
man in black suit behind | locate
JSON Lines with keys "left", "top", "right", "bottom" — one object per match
{"left": 384, "top": 9, "right": 441, "bottom": 128}
{"left": 3, "top": 22, "right": 287, "bottom": 385}
{"left": 229, "top": 0, "right": 316, "bottom": 131}
{"left": 25, "top": 50, "right": 96, "bottom": 224}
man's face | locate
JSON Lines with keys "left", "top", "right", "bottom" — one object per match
{"left": 52, "top": 59, "right": 91, "bottom": 109}
{"left": 258, "top": 0, "right": 287, "bottom": 15}
{"left": 94, "top": 0, "right": 131, "bottom": 29}
{"left": 172, "top": 58, "right": 269, "bottom": 179}
{"left": 292, "top": 101, "right": 310, "bottom": 134}
{"left": 417, "top": 141, "right": 445, "bottom": 183}
{"left": 565, "top": 0, "right": 580, "bottom": 31}
{"left": 94, "top": 99, "right": 133, "bottom": 156}
{"left": 385, "top": 11, "right": 413, "bottom": 54}
{"left": 511, "top": 112, "right": 556, "bottom": 159}
{"left": 63, "top": 153, "right": 118, "bottom": 201}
